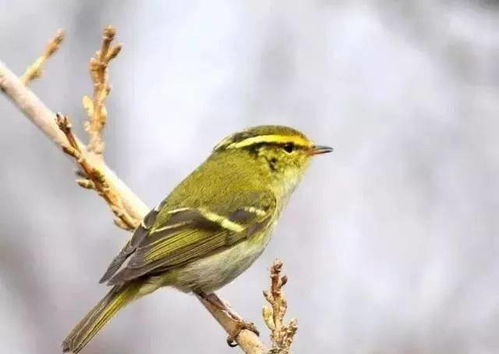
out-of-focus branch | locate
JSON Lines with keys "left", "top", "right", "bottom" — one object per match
{"left": 263, "top": 260, "right": 298, "bottom": 353}
{"left": 21, "top": 29, "right": 65, "bottom": 85}
{"left": 0, "top": 27, "right": 268, "bottom": 353}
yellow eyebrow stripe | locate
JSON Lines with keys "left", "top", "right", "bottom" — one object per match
{"left": 226, "top": 135, "right": 311, "bottom": 149}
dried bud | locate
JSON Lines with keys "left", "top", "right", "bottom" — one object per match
{"left": 262, "top": 306, "right": 274, "bottom": 330}
{"left": 281, "top": 275, "right": 288, "bottom": 287}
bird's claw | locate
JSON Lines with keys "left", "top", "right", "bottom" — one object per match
{"left": 226, "top": 320, "right": 260, "bottom": 347}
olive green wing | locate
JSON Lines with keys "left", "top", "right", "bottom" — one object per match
{"left": 102, "top": 190, "right": 276, "bottom": 286}
{"left": 99, "top": 206, "right": 160, "bottom": 283}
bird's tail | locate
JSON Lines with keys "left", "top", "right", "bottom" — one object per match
{"left": 62, "top": 281, "right": 141, "bottom": 353}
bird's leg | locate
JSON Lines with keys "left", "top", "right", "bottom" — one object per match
{"left": 197, "top": 291, "right": 234, "bottom": 316}
{"left": 196, "top": 291, "right": 260, "bottom": 347}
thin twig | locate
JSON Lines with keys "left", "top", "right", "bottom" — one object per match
{"left": 21, "top": 29, "right": 65, "bottom": 85}
{"left": 263, "top": 260, "right": 298, "bottom": 354}
{"left": 84, "top": 25, "right": 122, "bottom": 155}
{"left": 55, "top": 113, "right": 138, "bottom": 230}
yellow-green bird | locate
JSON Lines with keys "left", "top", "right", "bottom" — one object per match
{"left": 62, "top": 125, "right": 332, "bottom": 353}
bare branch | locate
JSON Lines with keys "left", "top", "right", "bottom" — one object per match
{"left": 263, "top": 260, "right": 298, "bottom": 354}
{"left": 21, "top": 29, "right": 65, "bottom": 85}
{"left": 12, "top": 29, "right": 138, "bottom": 231}
{"left": 0, "top": 28, "right": 268, "bottom": 353}
{"left": 0, "top": 60, "right": 148, "bottom": 225}
{"left": 55, "top": 113, "right": 138, "bottom": 230}
{"left": 84, "top": 25, "right": 122, "bottom": 155}
{"left": 198, "top": 294, "right": 267, "bottom": 354}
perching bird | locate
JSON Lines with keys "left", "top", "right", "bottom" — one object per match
{"left": 62, "top": 125, "right": 332, "bottom": 353}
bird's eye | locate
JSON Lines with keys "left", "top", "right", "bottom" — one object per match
{"left": 283, "top": 143, "right": 294, "bottom": 153}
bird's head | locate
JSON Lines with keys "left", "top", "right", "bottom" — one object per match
{"left": 213, "top": 125, "right": 332, "bottom": 195}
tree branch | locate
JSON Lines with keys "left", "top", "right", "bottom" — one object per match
{"left": 0, "top": 60, "right": 148, "bottom": 225}
{"left": 55, "top": 113, "right": 139, "bottom": 230}
{"left": 263, "top": 260, "right": 298, "bottom": 353}
{"left": 198, "top": 294, "right": 267, "bottom": 354}
{"left": 0, "top": 29, "right": 268, "bottom": 353}
{"left": 83, "top": 25, "right": 122, "bottom": 155}
{"left": 21, "top": 29, "right": 65, "bottom": 85}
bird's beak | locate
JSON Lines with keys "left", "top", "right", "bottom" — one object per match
{"left": 309, "top": 145, "right": 334, "bottom": 156}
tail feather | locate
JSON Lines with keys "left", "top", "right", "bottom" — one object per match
{"left": 62, "top": 282, "right": 141, "bottom": 353}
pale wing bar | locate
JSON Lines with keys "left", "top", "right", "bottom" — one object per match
{"left": 106, "top": 205, "right": 272, "bottom": 286}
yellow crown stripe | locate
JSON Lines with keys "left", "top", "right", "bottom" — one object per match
{"left": 227, "top": 135, "right": 311, "bottom": 149}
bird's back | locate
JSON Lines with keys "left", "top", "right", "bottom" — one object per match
{"left": 159, "top": 149, "right": 274, "bottom": 215}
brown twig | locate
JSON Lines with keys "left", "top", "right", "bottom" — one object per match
{"left": 83, "top": 25, "right": 122, "bottom": 155}
{"left": 21, "top": 29, "right": 65, "bottom": 85}
{"left": 55, "top": 113, "right": 138, "bottom": 230}
{"left": 197, "top": 294, "right": 267, "bottom": 354}
{"left": 263, "top": 260, "right": 298, "bottom": 354}
{"left": 0, "top": 28, "right": 268, "bottom": 353}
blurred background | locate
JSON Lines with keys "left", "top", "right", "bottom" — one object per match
{"left": 1, "top": 1, "right": 498, "bottom": 353}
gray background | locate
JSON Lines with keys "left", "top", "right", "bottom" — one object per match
{"left": 1, "top": 1, "right": 498, "bottom": 353}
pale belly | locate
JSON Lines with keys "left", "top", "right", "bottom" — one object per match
{"left": 169, "top": 234, "right": 271, "bottom": 293}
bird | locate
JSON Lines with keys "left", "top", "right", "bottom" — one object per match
{"left": 62, "top": 125, "right": 332, "bottom": 353}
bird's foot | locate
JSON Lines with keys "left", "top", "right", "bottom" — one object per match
{"left": 195, "top": 291, "right": 260, "bottom": 348}
{"left": 226, "top": 319, "right": 260, "bottom": 347}
{"left": 197, "top": 291, "right": 244, "bottom": 322}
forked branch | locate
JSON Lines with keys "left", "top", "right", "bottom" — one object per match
{"left": 2, "top": 29, "right": 147, "bottom": 228}
{"left": 53, "top": 27, "right": 136, "bottom": 230}
{"left": 55, "top": 113, "right": 138, "bottom": 230}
